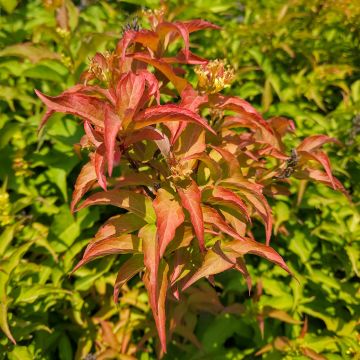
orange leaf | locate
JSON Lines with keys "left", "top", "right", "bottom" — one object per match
{"left": 153, "top": 189, "right": 185, "bottom": 257}
{"left": 177, "top": 180, "right": 205, "bottom": 252}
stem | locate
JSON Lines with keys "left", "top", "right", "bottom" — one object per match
{"left": 123, "top": 151, "right": 156, "bottom": 200}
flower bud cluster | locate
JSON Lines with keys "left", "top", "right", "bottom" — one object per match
{"left": 195, "top": 60, "right": 235, "bottom": 94}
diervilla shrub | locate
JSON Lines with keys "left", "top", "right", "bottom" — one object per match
{"left": 35, "top": 10, "right": 345, "bottom": 354}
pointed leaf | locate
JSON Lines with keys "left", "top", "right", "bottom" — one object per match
{"left": 95, "top": 213, "right": 146, "bottom": 241}
{"left": 104, "top": 104, "right": 121, "bottom": 176}
{"left": 0, "top": 303, "right": 15, "bottom": 344}
{"left": 113, "top": 254, "right": 144, "bottom": 302}
{"left": 132, "top": 54, "right": 188, "bottom": 93}
{"left": 182, "top": 19, "right": 221, "bottom": 33}
{"left": 117, "top": 29, "right": 159, "bottom": 59}
{"left": 202, "top": 205, "right": 244, "bottom": 241}
{"left": 223, "top": 238, "right": 291, "bottom": 275}
{"left": 297, "top": 135, "right": 340, "bottom": 152}
{"left": 174, "top": 123, "right": 206, "bottom": 160}
{"left": 157, "top": 21, "right": 190, "bottom": 59}
{"left": 116, "top": 72, "right": 146, "bottom": 129}
{"left": 177, "top": 180, "right": 205, "bottom": 251}
{"left": 153, "top": 189, "right": 185, "bottom": 257}
{"left": 134, "top": 104, "right": 215, "bottom": 135}
{"left": 298, "top": 150, "right": 336, "bottom": 189}
{"left": 72, "top": 234, "right": 141, "bottom": 273}
{"left": 166, "top": 86, "right": 208, "bottom": 143}
{"left": 76, "top": 189, "right": 156, "bottom": 223}
{"left": 35, "top": 87, "right": 109, "bottom": 128}
{"left": 183, "top": 242, "right": 234, "bottom": 290}
{"left": 211, "top": 186, "right": 251, "bottom": 222}
{"left": 124, "top": 126, "right": 164, "bottom": 147}
{"left": 140, "top": 224, "right": 159, "bottom": 317}
{"left": 211, "top": 94, "right": 273, "bottom": 132}
{"left": 220, "top": 178, "right": 272, "bottom": 245}
{"left": 94, "top": 144, "right": 107, "bottom": 190}
{"left": 70, "top": 160, "right": 97, "bottom": 212}
{"left": 156, "top": 261, "right": 169, "bottom": 353}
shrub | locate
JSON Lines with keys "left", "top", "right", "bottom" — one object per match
{"left": 35, "top": 8, "right": 344, "bottom": 355}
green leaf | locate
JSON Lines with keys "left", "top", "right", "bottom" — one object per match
{"left": 58, "top": 334, "right": 73, "bottom": 360}
{"left": 7, "top": 346, "right": 33, "bottom": 360}
{"left": 0, "top": 0, "right": 18, "bottom": 13}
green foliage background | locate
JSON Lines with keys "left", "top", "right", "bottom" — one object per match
{"left": 0, "top": 0, "right": 359, "bottom": 359}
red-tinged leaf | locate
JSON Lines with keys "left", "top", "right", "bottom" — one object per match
{"left": 153, "top": 189, "right": 185, "bottom": 257}
{"left": 295, "top": 169, "right": 348, "bottom": 197}
{"left": 157, "top": 21, "right": 190, "bottom": 59}
{"left": 211, "top": 186, "right": 251, "bottom": 222}
{"left": 156, "top": 261, "right": 169, "bottom": 353}
{"left": 70, "top": 160, "right": 97, "bottom": 212}
{"left": 166, "top": 85, "right": 208, "bottom": 144}
{"left": 143, "top": 261, "right": 169, "bottom": 354}
{"left": 211, "top": 146, "right": 242, "bottom": 177}
{"left": 134, "top": 104, "right": 215, "bottom": 135}
{"left": 124, "top": 127, "right": 164, "bottom": 147}
{"left": 213, "top": 95, "right": 261, "bottom": 116}
{"left": 137, "top": 69, "right": 160, "bottom": 104}
{"left": 223, "top": 238, "right": 291, "bottom": 275}
{"left": 268, "top": 117, "right": 295, "bottom": 136}
{"left": 37, "top": 109, "right": 54, "bottom": 133}
{"left": 187, "top": 153, "right": 222, "bottom": 182}
{"left": 76, "top": 189, "right": 156, "bottom": 223}
{"left": 220, "top": 178, "right": 273, "bottom": 245}
{"left": 298, "top": 150, "right": 336, "bottom": 189}
{"left": 35, "top": 88, "right": 108, "bottom": 129}
{"left": 182, "top": 19, "right": 221, "bottom": 33}
{"left": 140, "top": 224, "right": 159, "bottom": 317}
{"left": 83, "top": 121, "right": 102, "bottom": 148}
{"left": 163, "top": 50, "right": 208, "bottom": 65}
{"left": 235, "top": 257, "right": 252, "bottom": 294}
{"left": 132, "top": 54, "right": 188, "bottom": 93}
{"left": 116, "top": 72, "right": 146, "bottom": 129}
{"left": 94, "top": 144, "right": 107, "bottom": 190}
{"left": 213, "top": 242, "right": 252, "bottom": 294}
{"left": 165, "top": 226, "right": 194, "bottom": 254}
{"left": 113, "top": 254, "right": 144, "bottom": 302}
{"left": 210, "top": 94, "right": 272, "bottom": 131}
{"left": 126, "top": 127, "right": 171, "bottom": 159}
{"left": 175, "top": 124, "right": 206, "bottom": 160}
{"left": 241, "top": 188, "right": 272, "bottom": 245}
{"left": 114, "top": 173, "right": 155, "bottom": 188}
{"left": 300, "top": 316, "right": 308, "bottom": 338}
{"left": 182, "top": 242, "right": 235, "bottom": 290}
{"left": 300, "top": 347, "right": 327, "bottom": 360}
{"left": 262, "top": 307, "right": 302, "bottom": 324}
{"left": 177, "top": 180, "right": 205, "bottom": 252}
{"left": 222, "top": 114, "right": 262, "bottom": 131}
{"left": 169, "top": 248, "right": 190, "bottom": 285}
{"left": 181, "top": 86, "right": 209, "bottom": 112}
{"left": 297, "top": 134, "right": 340, "bottom": 152}
{"left": 202, "top": 205, "right": 244, "bottom": 241}
{"left": 72, "top": 234, "right": 141, "bottom": 273}
{"left": 117, "top": 30, "right": 159, "bottom": 60}
{"left": 104, "top": 104, "right": 121, "bottom": 176}
{"left": 94, "top": 213, "right": 146, "bottom": 241}
{"left": 100, "top": 321, "right": 120, "bottom": 349}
